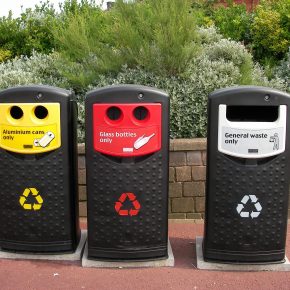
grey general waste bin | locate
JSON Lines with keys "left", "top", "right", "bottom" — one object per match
{"left": 203, "top": 86, "right": 290, "bottom": 263}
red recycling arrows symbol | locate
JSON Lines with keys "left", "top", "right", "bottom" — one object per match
{"left": 115, "top": 192, "right": 141, "bottom": 216}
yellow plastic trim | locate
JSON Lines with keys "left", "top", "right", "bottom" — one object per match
{"left": 0, "top": 103, "right": 61, "bottom": 154}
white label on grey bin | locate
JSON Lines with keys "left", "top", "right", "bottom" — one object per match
{"left": 219, "top": 127, "right": 285, "bottom": 158}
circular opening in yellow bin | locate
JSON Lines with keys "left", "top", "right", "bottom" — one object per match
{"left": 34, "top": 106, "right": 49, "bottom": 120}
{"left": 10, "top": 106, "right": 24, "bottom": 120}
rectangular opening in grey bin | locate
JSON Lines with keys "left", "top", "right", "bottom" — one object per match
{"left": 226, "top": 105, "right": 279, "bottom": 122}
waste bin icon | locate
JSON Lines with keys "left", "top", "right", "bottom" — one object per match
{"left": 85, "top": 85, "right": 169, "bottom": 260}
{"left": 0, "top": 86, "right": 80, "bottom": 253}
{"left": 203, "top": 86, "right": 290, "bottom": 263}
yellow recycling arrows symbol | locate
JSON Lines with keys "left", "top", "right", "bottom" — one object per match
{"left": 19, "top": 188, "right": 44, "bottom": 211}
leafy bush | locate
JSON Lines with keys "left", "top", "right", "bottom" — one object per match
{"left": 212, "top": 2, "right": 251, "bottom": 43}
{"left": 110, "top": 0, "right": 199, "bottom": 75}
{"left": 53, "top": 0, "right": 200, "bottom": 88}
{"left": 191, "top": 0, "right": 290, "bottom": 65}
{"left": 199, "top": 38, "right": 254, "bottom": 84}
{"left": 0, "top": 51, "right": 68, "bottom": 89}
{"left": 75, "top": 27, "right": 287, "bottom": 141}
{"left": 52, "top": 3, "right": 112, "bottom": 89}
{"left": 251, "top": 3, "right": 290, "bottom": 63}
{"left": 0, "top": 28, "right": 286, "bottom": 142}
{"left": 0, "top": 3, "right": 56, "bottom": 58}
{"left": 198, "top": 26, "right": 222, "bottom": 44}
{"left": 0, "top": 1, "right": 102, "bottom": 60}
{"left": 0, "top": 48, "right": 12, "bottom": 62}
{"left": 275, "top": 49, "right": 290, "bottom": 92}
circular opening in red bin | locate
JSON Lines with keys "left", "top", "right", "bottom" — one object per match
{"left": 106, "top": 106, "right": 123, "bottom": 124}
{"left": 10, "top": 106, "right": 24, "bottom": 119}
{"left": 133, "top": 106, "right": 149, "bottom": 122}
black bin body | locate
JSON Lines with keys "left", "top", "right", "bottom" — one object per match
{"left": 0, "top": 85, "right": 80, "bottom": 253}
{"left": 85, "top": 85, "right": 169, "bottom": 260}
{"left": 204, "top": 86, "right": 290, "bottom": 263}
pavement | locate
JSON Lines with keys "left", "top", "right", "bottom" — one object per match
{"left": 0, "top": 220, "right": 290, "bottom": 290}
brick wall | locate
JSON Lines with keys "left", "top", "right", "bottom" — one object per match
{"left": 78, "top": 139, "right": 290, "bottom": 219}
{"left": 78, "top": 145, "right": 87, "bottom": 217}
{"left": 168, "top": 139, "right": 207, "bottom": 219}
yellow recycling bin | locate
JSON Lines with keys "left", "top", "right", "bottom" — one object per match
{"left": 0, "top": 85, "right": 80, "bottom": 253}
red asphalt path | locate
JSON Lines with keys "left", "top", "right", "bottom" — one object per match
{"left": 0, "top": 221, "right": 290, "bottom": 290}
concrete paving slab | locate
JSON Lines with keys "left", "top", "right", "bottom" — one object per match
{"left": 82, "top": 238, "right": 174, "bottom": 268}
{"left": 0, "top": 230, "right": 87, "bottom": 261}
{"left": 196, "top": 236, "right": 290, "bottom": 271}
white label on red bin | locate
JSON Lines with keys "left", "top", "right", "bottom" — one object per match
{"left": 95, "top": 126, "right": 160, "bottom": 156}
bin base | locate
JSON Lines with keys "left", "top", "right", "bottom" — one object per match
{"left": 82, "top": 238, "right": 174, "bottom": 268}
{"left": 196, "top": 236, "right": 290, "bottom": 271}
{"left": 0, "top": 230, "right": 86, "bottom": 261}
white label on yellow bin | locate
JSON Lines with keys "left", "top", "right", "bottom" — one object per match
{"left": 0, "top": 103, "right": 61, "bottom": 154}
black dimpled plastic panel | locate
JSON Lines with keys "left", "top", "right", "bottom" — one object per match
{"left": 206, "top": 153, "right": 289, "bottom": 252}
{"left": 87, "top": 152, "right": 167, "bottom": 253}
{"left": 0, "top": 149, "right": 72, "bottom": 245}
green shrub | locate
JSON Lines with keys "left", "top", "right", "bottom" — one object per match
{"left": 275, "top": 49, "right": 290, "bottom": 92}
{"left": 0, "top": 13, "right": 21, "bottom": 56}
{"left": 251, "top": 6, "right": 289, "bottom": 63}
{"left": 198, "top": 26, "right": 222, "bottom": 44}
{"left": 59, "top": 0, "right": 100, "bottom": 15}
{"left": 0, "top": 3, "right": 57, "bottom": 57}
{"left": 0, "top": 1, "right": 108, "bottom": 59}
{"left": 199, "top": 38, "right": 254, "bottom": 84}
{"left": 75, "top": 27, "right": 286, "bottom": 142}
{"left": 192, "top": 0, "right": 290, "bottom": 65}
{"left": 52, "top": 3, "right": 113, "bottom": 89}
{"left": 249, "top": 0, "right": 290, "bottom": 65}
{"left": 251, "top": 63, "right": 287, "bottom": 90}
{"left": 0, "top": 48, "right": 12, "bottom": 62}
{"left": 212, "top": 2, "right": 251, "bottom": 43}
{"left": 53, "top": 0, "right": 200, "bottom": 88}
{"left": 190, "top": 0, "right": 217, "bottom": 27}
{"left": 0, "top": 28, "right": 286, "bottom": 142}
{"left": 0, "top": 51, "right": 68, "bottom": 89}
{"left": 110, "top": 0, "right": 199, "bottom": 75}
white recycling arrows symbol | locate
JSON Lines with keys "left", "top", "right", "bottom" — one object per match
{"left": 236, "top": 194, "right": 262, "bottom": 219}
